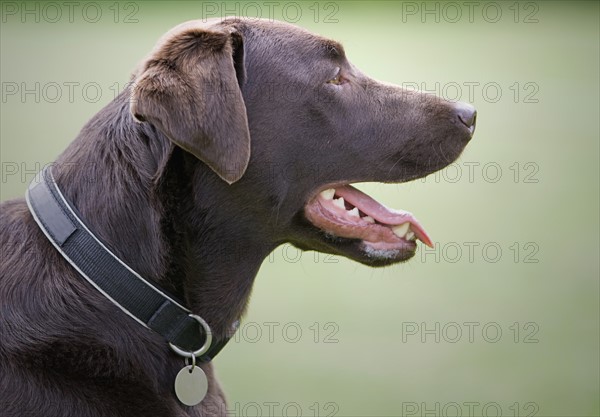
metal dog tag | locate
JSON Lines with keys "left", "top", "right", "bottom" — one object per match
{"left": 174, "top": 365, "right": 208, "bottom": 406}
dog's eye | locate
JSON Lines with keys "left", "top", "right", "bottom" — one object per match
{"left": 327, "top": 69, "right": 345, "bottom": 85}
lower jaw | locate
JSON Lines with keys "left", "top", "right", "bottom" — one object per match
{"left": 305, "top": 203, "right": 418, "bottom": 263}
{"left": 316, "top": 234, "right": 417, "bottom": 265}
{"left": 359, "top": 240, "right": 417, "bottom": 263}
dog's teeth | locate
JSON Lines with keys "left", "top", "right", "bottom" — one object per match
{"left": 348, "top": 207, "right": 360, "bottom": 217}
{"left": 406, "top": 231, "right": 415, "bottom": 241}
{"left": 332, "top": 197, "right": 345, "bottom": 209}
{"left": 320, "top": 188, "right": 335, "bottom": 200}
{"left": 363, "top": 216, "right": 375, "bottom": 224}
{"left": 392, "top": 223, "right": 410, "bottom": 238}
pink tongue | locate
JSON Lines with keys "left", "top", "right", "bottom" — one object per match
{"left": 334, "top": 185, "right": 434, "bottom": 248}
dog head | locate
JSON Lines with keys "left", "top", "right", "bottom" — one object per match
{"left": 130, "top": 18, "right": 476, "bottom": 266}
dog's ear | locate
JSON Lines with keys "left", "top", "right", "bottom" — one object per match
{"left": 130, "top": 26, "right": 249, "bottom": 184}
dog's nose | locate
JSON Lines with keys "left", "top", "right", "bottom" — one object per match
{"left": 454, "top": 102, "right": 477, "bottom": 136}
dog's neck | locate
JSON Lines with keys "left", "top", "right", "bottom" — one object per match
{"left": 53, "top": 91, "right": 274, "bottom": 338}
{"left": 156, "top": 146, "right": 275, "bottom": 335}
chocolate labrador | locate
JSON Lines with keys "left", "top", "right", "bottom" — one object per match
{"left": 0, "top": 18, "right": 476, "bottom": 417}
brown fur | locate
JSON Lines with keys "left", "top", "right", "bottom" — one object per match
{"left": 0, "top": 18, "right": 474, "bottom": 416}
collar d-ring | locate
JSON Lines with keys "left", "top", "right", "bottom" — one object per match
{"left": 169, "top": 314, "right": 213, "bottom": 358}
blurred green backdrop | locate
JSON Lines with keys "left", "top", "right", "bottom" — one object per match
{"left": 1, "top": 1, "right": 598, "bottom": 416}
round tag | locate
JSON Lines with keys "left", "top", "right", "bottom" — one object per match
{"left": 174, "top": 365, "right": 208, "bottom": 406}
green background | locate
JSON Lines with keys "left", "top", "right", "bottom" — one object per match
{"left": 1, "top": 1, "right": 598, "bottom": 416}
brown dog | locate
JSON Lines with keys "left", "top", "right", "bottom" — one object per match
{"left": 0, "top": 18, "right": 475, "bottom": 417}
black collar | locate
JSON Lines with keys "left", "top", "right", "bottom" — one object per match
{"left": 26, "top": 167, "right": 235, "bottom": 362}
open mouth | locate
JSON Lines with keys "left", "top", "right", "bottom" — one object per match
{"left": 304, "top": 184, "right": 433, "bottom": 261}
